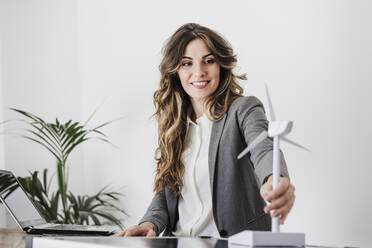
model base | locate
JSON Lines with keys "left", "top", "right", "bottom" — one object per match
{"left": 228, "top": 230, "right": 305, "bottom": 247}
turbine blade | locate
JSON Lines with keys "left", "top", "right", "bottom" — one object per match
{"left": 281, "top": 137, "right": 311, "bottom": 152}
{"left": 238, "top": 131, "right": 268, "bottom": 159}
{"left": 265, "top": 84, "right": 276, "bottom": 121}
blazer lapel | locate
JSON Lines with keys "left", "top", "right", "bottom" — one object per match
{"left": 208, "top": 113, "right": 227, "bottom": 193}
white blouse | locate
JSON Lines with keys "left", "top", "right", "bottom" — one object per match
{"left": 172, "top": 114, "right": 220, "bottom": 237}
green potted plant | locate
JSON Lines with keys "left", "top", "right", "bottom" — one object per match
{"left": 1, "top": 108, "right": 127, "bottom": 229}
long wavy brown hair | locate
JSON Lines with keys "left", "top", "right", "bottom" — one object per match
{"left": 153, "top": 23, "right": 246, "bottom": 195}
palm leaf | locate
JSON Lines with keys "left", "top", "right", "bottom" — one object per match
{"left": 83, "top": 99, "right": 108, "bottom": 126}
{"left": 61, "top": 123, "right": 84, "bottom": 148}
{"left": 10, "top": 108, "right": 61, "bottom": 146}
{"left": 92, "top": 117, "right": 125, "bottom": 130}
{"left": 26, "top": 123, "right": 62, "bottom": 153}
{"left": 20, "top": 135, "right": 62, "bottom": 163}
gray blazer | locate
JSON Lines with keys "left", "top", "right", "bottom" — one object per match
{"left": 139, "top": 96, "right": 289, "bottom": 237}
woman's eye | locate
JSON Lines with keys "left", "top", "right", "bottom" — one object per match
{"left": 181, "top": 61, "right": 192, "bottom": 67}
{"left": 205, "top": 58, "right": 215, "bottom": 64}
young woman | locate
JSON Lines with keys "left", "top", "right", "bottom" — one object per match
{"left": 116, "top": 23, "right": 295, "bottom": 238}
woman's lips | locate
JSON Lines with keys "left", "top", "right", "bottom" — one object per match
{"left": 191, "top": 80, "right": 210, "bottom": 89}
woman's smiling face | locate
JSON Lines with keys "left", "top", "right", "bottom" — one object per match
{"left": 177, "top": 38, "right": 220, "bottom": 102}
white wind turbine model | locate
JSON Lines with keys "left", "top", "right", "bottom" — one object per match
{"left": 229, "top": 84, "right": 310, "bottom": 247}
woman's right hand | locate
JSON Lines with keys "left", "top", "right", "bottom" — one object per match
{"left": 113, "top": 222, "right": 157, "bottom": 237}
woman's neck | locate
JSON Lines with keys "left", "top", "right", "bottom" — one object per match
{"left": 190, "top": 98, "right": 205, "bottom": 120}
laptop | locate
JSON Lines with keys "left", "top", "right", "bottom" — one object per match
{"left": 0, "top": 169, "right": 117, "bottom": 236}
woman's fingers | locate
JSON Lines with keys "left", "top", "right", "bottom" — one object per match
{"left": 265, "top": 178, "right": 290, "bottom": 202}
{"left": 260, "top": 181, "right": 272, "bottom": 200}
{"left": 264, "top": 184, "right": 295, "bottom": 213}
{"left": 124, "top": 225, "right": 144, "bottom": 237}
{"left": 146, "top": 229, "right": 157, "bottom": 237}
{"left": 261, "top": 176, "right": 296, "bottom": 224}
{"left": 114, "top": 223, "right": 157, "bottom": 237}
{"left": 269, "top": 191, "right": 295, "bottom": 217}
{"left": 111, "top": 230, "right": 126, "bottom": 237}
{"left": 272, "top": 193, "right": 295, "bottom": 224}
{"left": 279, "top": 212, "right": 288, "bottom": 224}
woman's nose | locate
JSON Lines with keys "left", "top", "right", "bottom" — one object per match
{"left": 193, "top": 63, "right": 206, "bottom": 78}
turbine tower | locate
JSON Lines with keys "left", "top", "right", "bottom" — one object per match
{"left": 230, "top": 84, "right": 309, "bottom": 246}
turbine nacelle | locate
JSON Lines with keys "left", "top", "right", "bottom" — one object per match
{"left": 268, "top": 121, "right": 293, "bottom": 137}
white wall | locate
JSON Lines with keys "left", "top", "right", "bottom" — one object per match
{"left": 0, "top": 0, "right": 84, "bottom": 226}
{"left": 0, "top": 12, "right": 6, "bottom": 226}
{"left": 0, "top": 0, "right": 370, "bottom": 247}
{"left": 0, "top": 0, "right": 83, "bottom": 192}
{"left": 77, "top": 0, "right": 163, "bottom": 231}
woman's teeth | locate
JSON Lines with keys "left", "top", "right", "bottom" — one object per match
{"left": 192, "top": 81, "right": 209, "bottom": 86}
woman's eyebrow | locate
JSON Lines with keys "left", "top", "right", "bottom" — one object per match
{"left": 182, "top": 53, "right": 213, "bottom": 60}
{"left": 202, "top": 53, "right": 213, "bottom": 58}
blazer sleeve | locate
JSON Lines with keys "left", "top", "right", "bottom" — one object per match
{"left": 237, "top": 96, "right": 289, "bottom": 185}
{"left": 138, "top": 189, "right": 169, "bottom": 235}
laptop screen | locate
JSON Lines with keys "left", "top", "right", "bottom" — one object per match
{"left": 0, "top": 170, "right": 46, "bottom": 229}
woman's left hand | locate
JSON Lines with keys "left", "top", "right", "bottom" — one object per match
{"left": 260, "top": 175, "right": 295, "bottom": 224}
